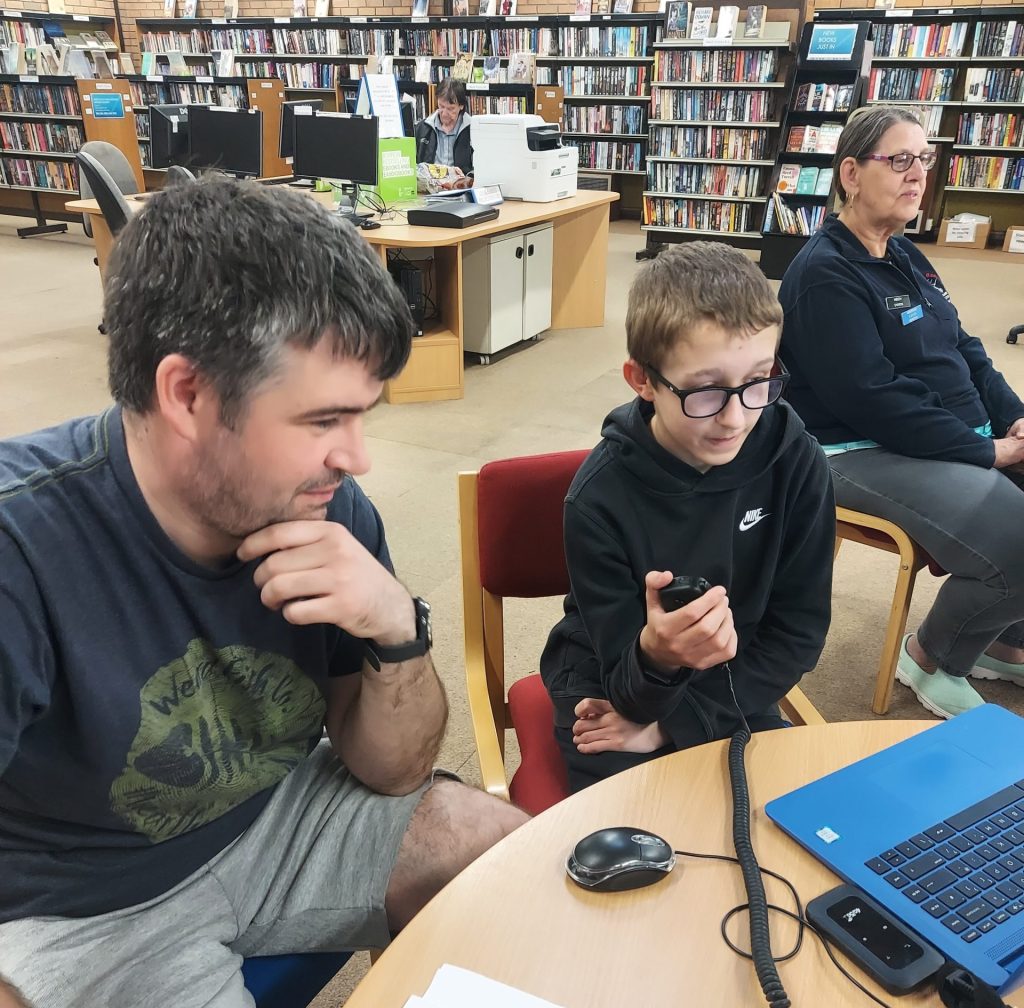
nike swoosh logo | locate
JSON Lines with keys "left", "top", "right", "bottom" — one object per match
{"left": 738, "top": 513, "right": 770, "bottom": 532}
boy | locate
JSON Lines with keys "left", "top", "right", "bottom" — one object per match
{"left": 540, "top": 243, "right": 834, "bottom": 792}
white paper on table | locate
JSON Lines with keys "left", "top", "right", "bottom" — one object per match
{"left": 411, "top": 964, "right": 567, "bottom": 1007}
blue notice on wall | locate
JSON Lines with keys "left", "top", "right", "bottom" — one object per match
{"left": 807, "top": 24, "right": 858, "bottom": 61}
{"left": 91, "top": 93, "right": 125, "bottom": 119}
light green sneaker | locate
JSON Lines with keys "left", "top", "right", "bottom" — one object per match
{"left": 971, "top": 652, "right": 1024, "bottom": 686}
{"left": 895, "top": 634, "right": 985, "bottom": 719}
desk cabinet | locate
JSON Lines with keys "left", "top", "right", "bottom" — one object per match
{"left": 462, "top": 222, "right": 554, "bottom": 363}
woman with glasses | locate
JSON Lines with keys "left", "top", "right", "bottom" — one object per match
{"left": 780, "top": 105, "right": 1024, "bottom": 720}
{"left": 540, "top": 243, "right": 834, "bottom": 793}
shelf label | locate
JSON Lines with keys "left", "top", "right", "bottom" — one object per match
{"left": 937, "top": 7, "right": 954, "bottom": 13}
{"left": 349, "top": 14, "right": 366, "bottom": 21}
{"left": 212, "top": 16, "right": 226, "bottom": 22}
{"left": 146, "top": 74, "right": 163, "bottom": 81}
{"left": 20, "top": 74, "right": 38, "bottom": 82}
{"left": 569, "top": 13, "right": 590, "bottom": 20}
{"left": 466, "top": 82, "right": 487, "bottom": 90}
{"left": 95, "top": 81, "right": 112, "bottom": 89}
{"left": 72, "top": 13, "right": 89, "bottom": 20}
{"left": 196, "top": 75, "right": 213, "bottom": 82}
{"left": 506, "top": 14, "right": 531, "bottom": 19}
{"left": 411, "top": 15, "right": 428, "bottom": 22}
{"left": 1, "top": 10, "right": 23, "bottom": 18}
{"left": 884, "top": 9, "right": 911, "bottom": 17}
{"left": 273, "top": 16, "right": 290, "bottom": 22}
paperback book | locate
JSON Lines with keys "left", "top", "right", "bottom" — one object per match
{"left": 507, "top": 50, "right": 535, "bottom": 84}
{"left": 715, "top": 5, "right": 739, "bottom": 41}
{"left": 664, "top": 1, "right": 691, "bottom": 40}
{"left": 451, "top": 50, "right": 476, "bottom": 81}
{"left": 743, "top": 4, "right": 765, "bottom": 38}
{"left": 689, "top": 6, "right": 713, "bottom": 40}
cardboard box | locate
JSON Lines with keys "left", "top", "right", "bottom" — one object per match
{"left": 1003, "top": 226, "right": 1024, "bottom": 255}
{"left": 938, "top": 216, "right": 991, "bottom": 249}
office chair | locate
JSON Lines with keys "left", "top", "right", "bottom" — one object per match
{"left": 459, "top": 450, "right": 824, "bottom": 817}
{"left": 75, "top": 150, "right": 133, "bottom": 239}
{"left": 165, "top": 164, "right": 197, "bottom": 186}
{"left": 834, "top": 506, "right": 946, "bottom": 715}
{"left": 76, "top": 141, "right": 138, "bottom": 239}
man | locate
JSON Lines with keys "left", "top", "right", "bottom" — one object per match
{"left": 0, "top": 177, "right": 527, "bottom": 1007}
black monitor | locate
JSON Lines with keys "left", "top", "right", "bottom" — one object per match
{"left": 187, "top": 105, "right": 263, "bottom": 179}
{"left": 400, "top": 101, "right": 415, "bottom": 138}
{"left": 279, "top": 98, "right": 323, "bottom": 160}
{"left": 292, "top": 113, "right": 378, "bottom": 187}
{"left": 149, "top": 104, "right": 190, "bottom": 170}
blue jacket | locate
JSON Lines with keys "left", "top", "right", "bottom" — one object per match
{"left": 779, "top": 215, "right": 1024, "bottom": 467}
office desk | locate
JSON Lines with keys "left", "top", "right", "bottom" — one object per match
{"left": 65, "top": 190, "right": 618, "bottom": 405}
{"left": 344, "top": 721, "right": 1024, "bottom": 1008}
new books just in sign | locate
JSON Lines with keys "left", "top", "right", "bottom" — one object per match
{"left": 807, "top": 23, "right": 857, "bottom": 61}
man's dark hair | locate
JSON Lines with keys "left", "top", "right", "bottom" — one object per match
{"left": 105, "top": 176, "right": 414, "bottom": 425}
{"left": 435, "top": 77, "right": 467, "bottom": 111}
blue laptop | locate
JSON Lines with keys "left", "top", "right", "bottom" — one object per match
{"left": 766, "top": 704, "right": 1024, "bottom": 994}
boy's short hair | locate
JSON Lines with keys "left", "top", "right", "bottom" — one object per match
{"left": 626, "top": 242, "right": 783, "bottom": 375}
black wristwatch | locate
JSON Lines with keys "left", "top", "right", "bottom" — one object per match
{"left": 365, "top": 597, "right": 433, "bottom": 671}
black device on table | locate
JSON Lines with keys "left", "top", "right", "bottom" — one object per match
{"left": 187, "top": 106, "right": 263, "bottom": 179}
{"left": 148, "top": 104, "right": 191, "bottom": 170}
{"left": 406, "top": 203, "right": 499, "bottom": 229}
{"left": 291, "top": 111, "right": 379, "bottom": 223}
{"left": 279, "top": 98, "right": 323, "bottom": 160}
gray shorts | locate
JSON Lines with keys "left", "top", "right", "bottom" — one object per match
{"left": 0, "top": 741, "right": 439, "bottom": 1008}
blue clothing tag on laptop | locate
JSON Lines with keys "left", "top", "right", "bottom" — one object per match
{"left": 901, "top": 304, "right": 924, "bottom": 326}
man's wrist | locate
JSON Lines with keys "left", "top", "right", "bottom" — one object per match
{"left": 636, "top": 637, "right": 690, "bottom": 687}
{"left": 365, "top": 597, "right": 433, "bottom": 671}
{"left": 371, "top": 594, "right": 417, "bottom": 647}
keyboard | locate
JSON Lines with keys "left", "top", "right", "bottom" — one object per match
{"left": 866, "top": 783, "right": 1024, "bottom": 946}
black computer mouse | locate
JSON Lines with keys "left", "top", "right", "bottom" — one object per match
{"left": 360, "top": 219, "right": 382, "bottom": 230}
{"left": 566, "top": 826, "right": 676, "bottom": 892}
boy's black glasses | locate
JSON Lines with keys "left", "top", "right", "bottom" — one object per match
{"left": 643, "top": 362, "right": 790, "bottom": 419}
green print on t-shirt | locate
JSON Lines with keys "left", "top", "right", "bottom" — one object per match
{"left": 110, "top": 639, "right": 327, "bottom": 843}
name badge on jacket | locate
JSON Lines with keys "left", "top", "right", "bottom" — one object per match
{"left": 886, "top": 294, "right": 912, "bottom": 311}
{"left": 901, "top": 304, "right": 924, "bottom": 326}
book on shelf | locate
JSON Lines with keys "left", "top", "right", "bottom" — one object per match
{"left": 46, "top": 0, "right": 67, "bottom": 13}
{"left": 35, "top": 44, "right": 60, "bottom": 75}
{"left": 689, "top": 7, "right": 713, "bottom": 41}
{"left": 223, "top": 0, "right": 238, "bottom": 17}
{"left": 613, "top": 0, "right": 635, "bottom": 12}
{"left": 498, "top": 0, "right": 517, "bottom": 14}
{"left": 776, "top": 163, "right": 800, "bottom": 192}
{"left": 65, "top": 46, "right": 93, "bottom": 77}
{"left": 795, "top": 83, "right": 810, "bottom": 109}
{"left": 715, "top": 5, "right": 739, "bottom": 42}
{"left": 451, "top": 50, "right": 476, "bottom": 82}
{"left": 166, "top": 50, "right": 190, "bottom": 75}
{"left": 452, "top": 0, "right": 470, "bottom": 13}
{"left": 482, "top": 55, "right": 503, "bottom": 82}
{"left": 664, "top": 1, "right": 691, "bottom": 41}
{"left": 214, "top": 48, "right": 234, "bottom": 76}
{"left": 0, "top": 43, "right": 26, "bottom": 75}
{"left": 814, "top": 167, "right": 833, "bottom": 196}
{"left": 118, "top": 51, "right": 137, "bottom": 75}
{"left": 574, "top": 0, "right": 592, "bottom": 14}
{"left": 181, "top": 0, "right": 198, "bottom": 18}
{"left": 817, "top": 122, "right": 842, "bottom": 155}
{"left": 743, "top": 4, "right": 765, "bottom": 39}
{"left": 141, "top": 50, "right": 157, "bottom": 75}
{"left": 786, "top": 125, "right": 805, "bottom": 152}
{"left": 414, "top": 55, "right": 432, "bottom": 82}
{"left": 802, "top": 125, "right": 819, "bottom": 152}
{"left": 92, "top": 51, "right": 114, "bottom": 78}
{"left": 796, "top": 165, "right": 818, "bottom": 194}
{"left": 163, "top": 0, "right": 177, "bottom": 17}
{"left": 593, "top": 0, "right": 612, "bottom": 13}
{"left": 411, "top": 0, "right": 429, "bottom": 16}
{"left": 95, "top": 30, "right": 116, "bottom": 48}
{"left": 314, "top": 0, "right": 330, "bottom": 15}
{"left": 507, "top": 50, "right": 535, "bottom": 84}
{"left": 292, "top": 0, "right": 307, "bottom": 17}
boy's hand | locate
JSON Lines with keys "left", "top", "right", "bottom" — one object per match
{"left": 639, "top": 570, "right": 737, "bottom": 673}
{"left": 572, "top": 698, "right": 669, "bottom": 754}
{"left": 238, "top": 521, "right": 416, "bottom": 645}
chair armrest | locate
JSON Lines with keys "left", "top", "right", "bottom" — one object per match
{"left": 780, "top": 685, "right": 825, "bottom": 726}
{"left": 465, "top": 650, "right": 511, "bottom": 802}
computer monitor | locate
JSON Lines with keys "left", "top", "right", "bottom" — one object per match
{"left": 400, "top": 101, "right": 415, "bottom": 138}
{"left": 149, "top": 104, "right": 190, "bottom": 170}
{"left": 292, "top": 112, "right": 379, "bottom": 187}
{"left": 187, "top": 106, "right": 263, "bottom": 179}
{"left": 279, "top": 99, "right": 323, "bottom": 160}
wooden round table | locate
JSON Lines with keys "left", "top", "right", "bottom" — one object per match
{"left": 345, "top": 721, "right": 1024, "bottom": 1008}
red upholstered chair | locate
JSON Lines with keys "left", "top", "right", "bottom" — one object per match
{"left": 459, "top": 450, "right": 823, "bottom": 817}
{"left": 834, "top": 507, "right": 946, "bottom": 715}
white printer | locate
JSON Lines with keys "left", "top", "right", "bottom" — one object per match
{"left": 471, "top": 114, "right": 578, "bottom": 203}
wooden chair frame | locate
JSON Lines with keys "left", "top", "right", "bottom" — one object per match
{"left": 459, "top": 466, "right": 824, "bottom": 805}
{"left": 834, "top": 505, "right": 931, "bottom": 715}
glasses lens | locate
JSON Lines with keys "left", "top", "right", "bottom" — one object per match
{"left": 890, "top": 153, "right": 913, "bottom": 171}
{"left": 740, "top": 376, "right": 786, "bottom": 409}
{"left": 920, "top": 151, "right": 937, "bottom": 170}
{"left": 682, "top": 389, "right": 728, "bottom": 418}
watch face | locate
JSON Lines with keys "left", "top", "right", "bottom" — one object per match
{"left": 417, "top": 598, "right": 433, "bottom": 649}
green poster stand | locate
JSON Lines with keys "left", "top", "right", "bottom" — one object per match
{"left": 373, "top": 137, "right": 417, "bottom": 205}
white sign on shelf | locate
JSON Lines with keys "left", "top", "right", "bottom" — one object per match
{"left": 945, "top": 220, "right": 978, "bottom": 243}
{"left": 73, "top": 13, "right": 89, "bottom": 20}
{"left": 569, "top": 13, "right": 590, "bottom": 20}
{"left": 20, "top": 74, "right": 38, "bottom": 82}
{"left": 355, "top": 72, "right": 404, "bottom": 137}
{"left": 274, "top": 16, "right": 290, "bottom": 22}
{"left": 349, "top": 15, "right": 366, "bottom": 21}
{"left": 1, "top": 10, "right": 24, "bottom": 17}
{"left": 95, "top": 81, "right": 112, "bottom": 89}
{"left": 196, "top": 75, "right": 213, "bottom": 82}
{"left": 146, "top": 74, "right": 163, "bottom": 82}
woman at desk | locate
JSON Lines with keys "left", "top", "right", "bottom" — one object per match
{"left": 415, "top": 78, "right": 474, "bottom": 192}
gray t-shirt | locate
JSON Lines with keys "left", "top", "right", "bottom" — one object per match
{"left": 0, "top": 407, "right": 390, "bottom": 923}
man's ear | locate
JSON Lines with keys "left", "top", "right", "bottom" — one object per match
{"left": 624, "top": 358, "right": 656, "bottom": 402}
{"left": 152, "top": 354, "right": 217, "bottom": 443}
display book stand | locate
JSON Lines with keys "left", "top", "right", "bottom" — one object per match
{"left": 637, "top": 6, "right": 798, "bottom": 259}
{"left": 759, "top": 19, "right": 871, "bottom": 281}
{"left": 0, "top": 11, "right": 132, "bottom": 236}
{"left": 133, "top": 13, "right": 661, "bottom": 164}
{"left": 814, "top": 6, "right": 1024, "bottom": 243}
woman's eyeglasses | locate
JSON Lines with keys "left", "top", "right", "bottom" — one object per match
{"left": 643, "top": 362, "right": 790, "bottom": 419}
{"left": 859, "top": 151, "right": 937, "bottom": 173}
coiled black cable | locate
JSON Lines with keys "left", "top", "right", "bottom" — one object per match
{"left": 726, "top": 665, "right": 791, "bottom": 1007}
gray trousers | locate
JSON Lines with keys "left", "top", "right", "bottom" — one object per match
{"left": 831, "top": 448, "right": 1024, "bottom": 676}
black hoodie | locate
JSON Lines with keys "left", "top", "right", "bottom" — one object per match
{"left": 539, "top": 397, "right": 834, "bottom": 750}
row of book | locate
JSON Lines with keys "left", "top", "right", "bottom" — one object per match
{"left": 563, "top": 137, "right": 643, "bottom": 171}
{"left": 650, "top": 88, "right": 776, "bottom": 123}
{"left": 0, "top": 155, "right": 77, "bottom": 191}
{"left": 972, "top": 19, "right": 1024, "bottom": 59}
{"left": 487, "top": 25, "right": 650, "bottom": 57}
{"left": 466, "top": 94, "right": 528, "bottom": 115}
{"left": 0, "top": 119, "right": 84, "bottom": 154}
{"left": 919, "top": 104, "right": 944, "bottom": 139}
{"left": 646, "top": 162, "right": 765, "bottom": 199}
{"left": 400, "top": 29, "right": 490, "bottom": 56}
{"left": 564, "top": 103, "right": 645, "bottom": 134}
{"left": 792, "top": 82, "right": 854, "bottom": 114}
{"left": 648, "top": 125, "right": 772, "bottom": 160}
{"left": 231, "top": 60, "right": 357, "bottom": 88}
{"left": 776, "top": 164, "right": 833, "bottom": 197}
{"left": 141, "top": 27, "right": 397, "bottom": 56}
{"left": 0, "top": 83, "right": 81, "bottom": 116}
{"left": 127, "top": 80, "right": 246, "bottom": 107}
{"left": 541, "top": 64, "right": 647, "bottom": 95}
{"left": 0, "top": 22, "right": 115, "bottom": 50}
{"left": 652, "top": 49, "right": 778, "bottom": 86}
{"left": 964, "top": 67, "right": 1024, "bottom": 106}
{"left": 947, "top": 154, "right": 1024, "bottom": 191}
{"left": 870, "top": 21, "right": 969, "bottom": 60}
{"left": 643, "top": 195, "right": 756, "bottom": 233}
{"left": 764, "top": 193, "right": 825, "bottom": 236}
{"left": 956, "top": 112, "right": 1023, "bottom": 149}
{"left": 866, "top": 67, "right": 956, "bottom": 104}
{"left": 785, "top": 123, "right": 842, "bottom": 156}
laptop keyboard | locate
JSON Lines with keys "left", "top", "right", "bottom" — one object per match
{"left": 865, "top": 784, "right": 1024, "bottom": 945}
